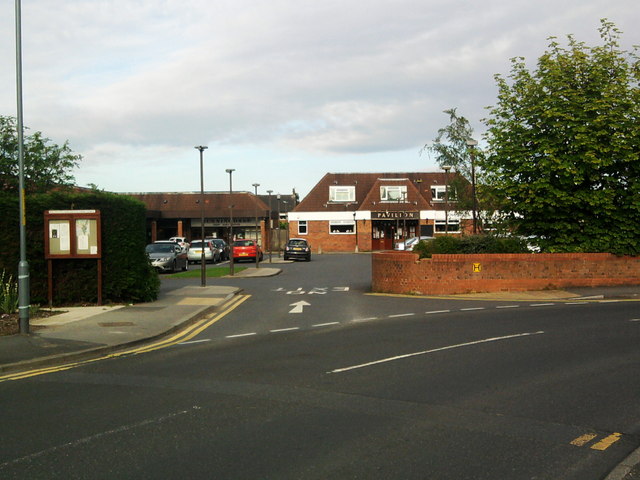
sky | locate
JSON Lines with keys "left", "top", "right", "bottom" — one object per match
{"left": 1, "top": 1, "right": 638, "bottom": 199}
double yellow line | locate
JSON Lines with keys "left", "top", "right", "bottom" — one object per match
{"left": 0, "top": 294, "right": 250, "bottom": 383}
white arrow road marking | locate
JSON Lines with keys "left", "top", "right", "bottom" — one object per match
{"left": 328, "top": 331, "right": 545, "bottom": 374}
{"left": 289, "top": 300, "right": 310, "bottom": 313}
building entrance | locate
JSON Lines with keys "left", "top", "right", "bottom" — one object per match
{"left": 371, "top": 219, "right": 418, "bottom": 250}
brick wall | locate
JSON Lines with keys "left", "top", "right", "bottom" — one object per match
{"left": 289, "top": 220, "right": 358, "bottom": 253}
{"left": 372, "top": 251, "right": 640, "bottom": 295}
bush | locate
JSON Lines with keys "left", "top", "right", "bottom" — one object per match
{"left": 413, "top": 235, "right": 530, "bottom": 259}
{"left": 0, "top": 190, "right": 160, "bottom": 306}
{"left": 0, "top": 270, "right": 18, "bottom": 314}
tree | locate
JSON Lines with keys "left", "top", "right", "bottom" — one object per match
{"left": 424, "top": 108, "right": 492, "bottom": 232}
{"left": 482, "top": 20, "right": 640, "bottom": 254}
{"left": 0, "top": 115, "right": 81, "bottom": 193}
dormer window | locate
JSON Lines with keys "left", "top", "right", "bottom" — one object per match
{"left": 380, "top": 185, "right": 407, "bottom": 202}
{"left": 431, "top": 185, "right": 457, "bottom": 202}
{"left": 329, "top": 185, "right": 355, "bottom": 202}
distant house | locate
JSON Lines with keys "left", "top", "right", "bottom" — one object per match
{"left": 288, "top": 172, "right": 472, "bottom": 252}
{"left": 126, "top": 191, "right": 297, "bottom": 247}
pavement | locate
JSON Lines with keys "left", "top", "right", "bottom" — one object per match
{"left": 0, "top": 267, "right": 638, "bottom": 479}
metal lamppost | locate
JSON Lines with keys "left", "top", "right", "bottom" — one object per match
{"left": 443, "top": 165, "right": 451, "bottom": 234}
{"left": 15, "top": 0, "right": 29, "bottom": 334}
{"left": 226, "top": 168, "right": 235, "bottom": 276}
{"left": 276, "top": 194, "right": 281, "bottom": 257}
{"left": 195, "top": 146, "right": 208, "bottom": 287}
{"left": 252, "top": 183, "right": 260, "bottom": 268}
{"left": 267, "top": 190, "right": 273, "bottom": 263}
{"left": 282, "top": 200, "right": 289, "bottom": 247}
{"left": 466, "top": 138, "right": 479, "bottom": 234}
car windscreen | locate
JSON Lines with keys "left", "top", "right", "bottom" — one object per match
{"left": 189, "top": 241, "right": 207, "bottom": 249}
{"left": 146, "top": 244, "right": 174, "bottom": 253}
{"left": 233, "top": 241, "right": 254, "bottom": 247}
{"left": 288, "top": 240, "right": 308, "bottom": 246}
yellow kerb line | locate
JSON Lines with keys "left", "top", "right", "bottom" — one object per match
{"left": 0, "top": 295, "right": 250, "bottom": 383}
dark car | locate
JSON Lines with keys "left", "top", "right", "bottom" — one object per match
{"left": 284, "top": 238, "right": 311, "bottom": 261}
{"left": 209, "top": 238, "right": 230, "bottom": 261}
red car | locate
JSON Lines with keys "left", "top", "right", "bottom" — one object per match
{"left": 232, "top": 240, "right": 264, "bottom": 262}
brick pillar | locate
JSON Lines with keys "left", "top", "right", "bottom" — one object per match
{"left": 177, "top": 220, "right": 183, "bottom": 237}
{"left": 151, "top": 220, "right": 157, "bottom": 242}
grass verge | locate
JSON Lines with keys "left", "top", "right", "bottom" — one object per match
{"left": 165, "top": 266, "right": 247, "bottom": 279}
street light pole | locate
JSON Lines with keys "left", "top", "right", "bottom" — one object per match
{"left": 226, "top": 169, "right": 235, "bottom": 276}
{"left": 267, "top": 190, "right": 273, "bottom": 263}
{"left": 15, "top": 0, "right": 29, "bottom": 334}
{"left": 276, "top": 194, "right": 281, "bottom": 257}
{"left": 443, "top": 165, "right": 451, "bottom": 235}
{"left": 466, "top": 138, "right": 479, "bottom": 234}
{"left": 195, "top": 146, "right": 208, "bottom": 287}
{"left": 252, "top": 183, "right": 260, "bottom": 268}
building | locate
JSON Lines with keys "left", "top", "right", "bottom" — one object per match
{"left": 287, "top": 172, "right": 472, "bottom": 252}
{"left": 126, "top": 191, "right": 297, "bottom": 247}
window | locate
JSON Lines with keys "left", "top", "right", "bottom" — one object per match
{"left": 329, "top": 220, "right": 355, "bottom": 234}
{"left": 329, "top": 185, "right": 355, "bottom": 202}
{"left": 435, "top": 220, "right": 460, "bottom": 233}
{"left": 431, "top": 185, "right": 457, "bottom": 202}
{"left": 380, "top": 185, "right": 407, "bottom": 202}
{"left": 298, "top": 220, "right": 307, "bottom": 235}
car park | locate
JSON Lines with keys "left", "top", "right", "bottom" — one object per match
{"left": 232, "top": 239, "right": 263, "bottom": 262}
{"left": 188, "top": 240, "right": 219, "bottom": 264}
{"left": 394, "top": 236, "right": 434, "bottom": 251}
{"left": 146, "top": 243, "right": 188, "bottom": 272}
{"left": 209, "top": 238, "right": 230, "bottom": 261}
{"left": 283, "top": 238, "right": 311, "bottom": 261}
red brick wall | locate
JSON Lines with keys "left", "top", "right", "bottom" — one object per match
{"left": 289, "top": 220, "right": 359, "bottom": 253}
{"left": 372, "top": 251, "right": 640, "bottom": 295}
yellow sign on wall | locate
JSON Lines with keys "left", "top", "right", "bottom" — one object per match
{"left": 473, "top": 263, "right": 482, "bottom": 273}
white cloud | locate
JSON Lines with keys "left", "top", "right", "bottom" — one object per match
{"left": 1, "top": 0, "right": 638, "bottom": 197}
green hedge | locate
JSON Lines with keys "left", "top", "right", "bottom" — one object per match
{"left": 0, "top": 190, "right": 159, "bottom": 306}
{"left": 413, "top": 235, "right": 531, "bottom": 259}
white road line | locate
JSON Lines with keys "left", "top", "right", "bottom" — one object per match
{"left": 353, "top": 317, "right": 379, "bottom": 322}
{"left": 312, "top": 322, "right": 340, "bottom": 327}
{"left": 496, "top": 305, "right": 520, "bottom": 309}
{"left": 388, "top": 313, "right": 415, "bottom": 318}
{"left": 328, "top": 331, "right": 545, "bottom": 374}
{"left": 460, "top": 307, "right": 485, "bottom": 311}
{"left": 425, "top": 310, "right": 450, "bottom": 314}
{"left": 270, "top": 327, "right": 300, "bottom": 333}
{"left": 565, "top": 302, "right": 588, "bottom": 305}
{"left": 630, "top": 319, "right": 640, "bottom": 322}
{"left": 177, "top": 339, "right": 211, "bottom": 345}
{"left": 530, "top": 303, "right": 555, "bottom": 307}
{"left": 226, "top": 333, "right": 257, "bottom": 338}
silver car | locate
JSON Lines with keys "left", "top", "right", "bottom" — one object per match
{"left": 188, "top": 240, "right": 220, "bottom": 264}
{"left": 395, "top": 236, "right": 434, "bottom": 251}
{"left": 146, "top": 243, "right": 189, "bottom": 272}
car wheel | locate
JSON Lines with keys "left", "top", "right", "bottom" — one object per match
{"left": 172, "top": 260, "right": 177, "bottom": 273}
{"left": 306, "top": 255, "right": 311, "bottom": 262}
{"left": 182, "top": 260, "right": 188, "bottom": 271}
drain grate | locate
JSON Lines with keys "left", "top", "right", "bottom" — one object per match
{"left": 99, "top": 322, "right": 135, "bottom": 327}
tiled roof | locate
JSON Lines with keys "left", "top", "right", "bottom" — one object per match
{"left": 294, "top": 172, "right": 464, "bottom": 212}
{"left": 124, "top": 192, "right": 270, "bottom": 219}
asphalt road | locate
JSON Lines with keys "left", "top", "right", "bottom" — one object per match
{"left": 1, "top": 254, "right": 639, "bottom": 479}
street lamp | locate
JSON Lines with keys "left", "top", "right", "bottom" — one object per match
{"left": 267, "top": 190, "right": 273, "bottom": 263}
{"left": 15, "top": 0, "right": 30, "bottom": 334}
{"left": 443, "top": 165, "right": 451, "bottom": 234}
{"left": 276, "top": 194, "right": 281, "bottom": 257}
{"left": 252, "top": 183, "right": 260, "bottom": 268}
{"left": 226, "top": 168, "right": 235, "bottom": 276}
{"left": 195, "top": 146, "right": 208, "bottom": 287}
{"left": 466, "top": 138, "right": 479, "bottom": 234}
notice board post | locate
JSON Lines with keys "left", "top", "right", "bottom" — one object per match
{"left": 44, "top": 210, "right": 102, "bottom": 307}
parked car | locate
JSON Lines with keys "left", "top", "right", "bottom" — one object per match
{"left": 188, "top": 240, "right": 219, "bottom": 264}
{"left": 232, "top": 239, "right": 263, "bottom": 262}
{"left": 394, "top": 236, "right": 434, "bottom": 251}
{"left": 146, "top": 243, "right": 188, "bottom": 272}
{"left": 283, "top": 238, "right": 311, "bottom": 261}
{"left": 155, "top": 239, "right": 188, "bottom": 253}
{"left": 208, "top": 238, "right": 230, "bottom": 261}
{"left": 169, "top": 236, "right": 190, "bottom": 251}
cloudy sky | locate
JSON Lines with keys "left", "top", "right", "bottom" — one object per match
{"left": 1, "top": 1, "right": 638, "bottom": 198}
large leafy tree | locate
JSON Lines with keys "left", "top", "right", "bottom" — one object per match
{"left": 481, "top": 20, "right": 640, "bottom": 254}
{"left": 0, "top": 115, "right": 81, "bottom": 193}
